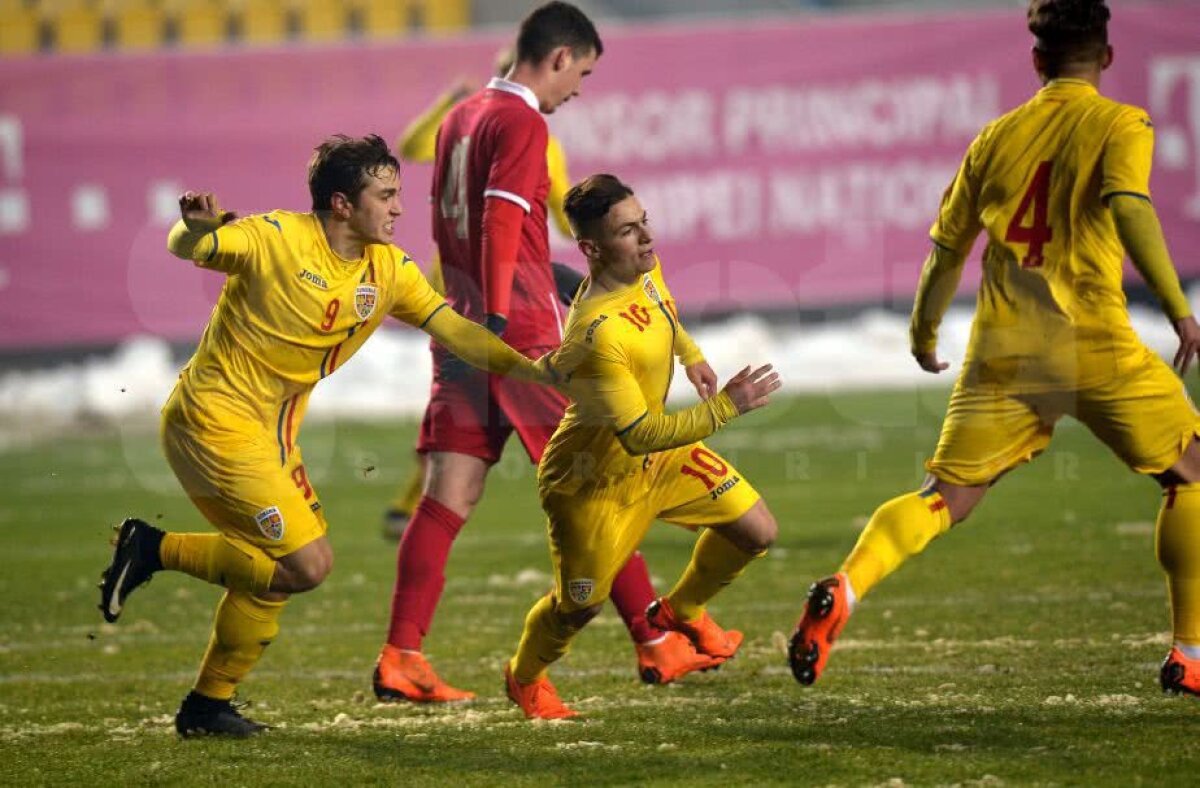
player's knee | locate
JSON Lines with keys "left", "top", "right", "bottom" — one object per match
{"left": 928, "top": 479, "right": 986, "bottom": 524}
{"left": 1159, "top": 438, "right": 1200, "bottom": 487}
{"left": 426, "top": 457, "right": 488, "bottom": 514}
{"left": 283, "top": 547, "right": 333, "bottom": 593}
{"left": 730, "top": 501, "right": 777, "bottom": 554}
{"left": 749, "top": 507, "right": 778, "bottom": 552}
{"left": 292, "top": 561, "right": 331, "bottom": 592}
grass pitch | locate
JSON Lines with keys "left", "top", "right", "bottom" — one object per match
{"left": 3, "top": 387, "right": 1199, "bottom": 786}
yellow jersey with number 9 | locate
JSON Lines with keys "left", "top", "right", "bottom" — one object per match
{"left": 931, "top": 78, "right": 1155, "bottom": 392}
{"left": 169, "top": 210, "right": 444, "bottom": 436}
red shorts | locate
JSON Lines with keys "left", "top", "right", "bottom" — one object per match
{"left": 417, "top": 345, "right": 567, "bottom": 465}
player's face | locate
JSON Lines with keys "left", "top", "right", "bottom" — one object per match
{"left": 349, "top": 166, "right": 402, "bottom": 245}
{"left": 542, "top": 46, "right": 598, "bottom": 113}
{"left": 592, "top": 195, "right": 655, "bottom": 281}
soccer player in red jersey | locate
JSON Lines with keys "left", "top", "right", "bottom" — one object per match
{"left": 374, "top": 2, "right": 719, "bottom": 703}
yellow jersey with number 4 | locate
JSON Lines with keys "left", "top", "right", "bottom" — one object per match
{"left": 931, "top": 78, "right": 1156, "bottom": 392}
{"left": 170, "top": 210, "right": 444, "bottom": 434}
{"left": 538, "top": 258, "right": 705, "bottom": 495}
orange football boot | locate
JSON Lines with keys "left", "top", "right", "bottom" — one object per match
{"left": 373, "top": 646, "right": 475, "bottom": 703}
{"left": 636, "top": 630, "right": 725, "bottom": 684}
{"left": 788, "top": 573, "right": 851, "bottom": 686}
{"left": 645, "top": 597, "right": 743, "bottom": 659}
{"left": 504, "top": 664, "right": 578, "bottom": 720}
{"left": 1160, "top": 647, "right": 1200, "bottom": 696}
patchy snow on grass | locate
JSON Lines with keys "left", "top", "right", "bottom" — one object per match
{"left": 5, "top": 300, "right": 1191, "bottom": 450}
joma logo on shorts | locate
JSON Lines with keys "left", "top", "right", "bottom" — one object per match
{"left": 710, "top": 475, "right": 741, "bottom": 500}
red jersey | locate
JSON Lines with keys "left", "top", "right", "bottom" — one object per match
{"left": 431, "top": 78, "right": 561, "bottom": 351}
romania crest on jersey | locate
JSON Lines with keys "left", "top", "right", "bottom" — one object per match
{"left": 642, "top": 274, "right": 662, "bottom": 305}
{"left": 355, "top": 284, "right": 379, "bottom": 320}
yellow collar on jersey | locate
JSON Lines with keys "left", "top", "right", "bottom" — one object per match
{"left": 1041, "top": 78, "right": 1098, "bottom": 96}
{"left": 577, "top": 259, "right": 661, "bottom": 307}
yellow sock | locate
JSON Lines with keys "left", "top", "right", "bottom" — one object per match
{"left": 842, "top": 488, "right": 953, "bottom": 599}
{"left": 667, "top": 529, "right": 762, "bottom": 622}
{"left": 388, "top": 453, "right": 425, "bottom": 514}
{"left": 1156, "top": 483, "right": 1200, "bottom": 646}
{"left": 510, "top": 594, "right": 581, "bottom": 683}
{"left": 160, "top": 533, "right": 276, "bottom": 594}
{"left": 194, "top": 592, "right": 286, "bottom": 700}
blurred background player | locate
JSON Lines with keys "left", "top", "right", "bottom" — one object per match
{"left": 788, "top": 0, "right": 1200, "bottom": 696}
{"left": 504, "top": 174, "right": 781, "bottom": 719}
{"left": 381, "top": 44, "right": 582, "bottom": 540}
{"left": 97, "top": 135, "right": 555, "bottom": 737}
{"left": 374, "top": 1, "right": 719, "bottom": 705}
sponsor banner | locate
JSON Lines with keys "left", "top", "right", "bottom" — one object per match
{"left": 0, "top": 4, "right": 1197, "bottom": 348}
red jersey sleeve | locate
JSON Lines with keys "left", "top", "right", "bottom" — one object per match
{"left": 482, "top": 109, "right": 549, "bottom": 214}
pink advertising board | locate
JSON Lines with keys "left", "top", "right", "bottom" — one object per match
{"left": 1, "top": 3, "right": 1198, "bottom": 349}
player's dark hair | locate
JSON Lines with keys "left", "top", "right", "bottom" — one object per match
{"left": 1027, "top": 0, "right": 1110, "bottom": 77}
{"left": 564, "top": 174, "right": 634, "bottom": 239}
{"left": 515, "top": 1, "right": 603, "bottom": 66}
{"left": 308, "top": 134, "right": 399, "bottom": 211}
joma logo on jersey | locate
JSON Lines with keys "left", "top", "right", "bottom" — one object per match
{"left": 355, "top": 284, "right": 378, "bottom": 320}
{"left": 585, "top": 314, "right": 609, "bottom": 343}
{"left": 710, "top": 475, "right": 742, "bottom": 501}
{"left": 297, "top": 269, "right": 329, "bottom": 289}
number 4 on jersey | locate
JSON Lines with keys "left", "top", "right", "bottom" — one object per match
{"left": 1005, "top": 160, "right": 1054, "bottom": 268}
{"left": 440, "top": 136, "right": 471, "bottom": 241}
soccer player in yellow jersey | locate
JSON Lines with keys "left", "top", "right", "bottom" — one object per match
{"left": 97, "top": 134, "right": 554, "bottom": 736}
{"left": 502, "top": 174, "right": 782, "bottom": 719}
{"left": 790, "top": 0, "right": 1200, "bottom": 697}
{"left": 381, "top": 46, "right": 581, "bottom": 539}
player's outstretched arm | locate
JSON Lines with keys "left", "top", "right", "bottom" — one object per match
{"left": 909, "top": 243, "right": 967, "bottom": 374}
{"left": 616, "top": 364, "right": 779, "bottom": 456}
{"left": 422, "top": 306, "right": 554, "bottom": 385}
{"left": 166, "top": 191, "right": 237, "bottom": 261}
{"left": 1109, "top": 195, "right": 1199, "bottom": 373}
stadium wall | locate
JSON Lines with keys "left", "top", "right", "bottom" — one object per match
{"left": 0, "top": 3, "right": 1198, "bottom": 352}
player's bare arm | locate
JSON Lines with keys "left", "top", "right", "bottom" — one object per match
{"left": 166, "top": 190, "right": 237, "bottom": 260}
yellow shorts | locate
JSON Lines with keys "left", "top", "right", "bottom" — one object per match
{"left": 543, "top": 442, "right": 761, "bottom": 612}
{"left": 928, "top": 353, "right": 1200, "bottom": 486}
{"left": 160, "top": 414, "right": 327, "bottom": 560}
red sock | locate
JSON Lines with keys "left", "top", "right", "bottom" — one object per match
{"left": 609, "top": 551, "right": 663, "bottom": 644}
{"left": 386, "top": 496, "right": 466, "bottom": 651}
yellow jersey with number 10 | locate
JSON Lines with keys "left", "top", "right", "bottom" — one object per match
{"left": 537, "top": 258, "right": 705, "bottom": 495}
{"left": 931, "top": 78, "right": 1156, "bottom": 392}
